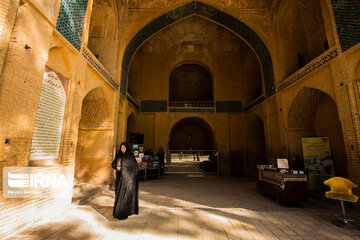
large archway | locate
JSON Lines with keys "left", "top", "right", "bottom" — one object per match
{"left": 75, "top": 88, "right": 112, "bottom": 184}
{"left": 287, "top": 87, "right": 347, "bottom": 177}
{"left": 121, "top": 1, "right": 274, "bottom": 98}
{"left": 167, "top": 117, "right": 216, "bottom": 174}
{"left": 127, "top": 14, "right": 262, "bottom": 175}
{"left": 127, "top": 15, "right": 259, "bottom": 106}
{"left": 169, "top": 117, "right": 215, "bottom": 151}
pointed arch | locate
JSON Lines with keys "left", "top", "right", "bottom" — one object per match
{"left": 79, "top": 87, "right": 111, "bottom": 129}
{"left": 287, "top": 87, "right": 347, "bottom": 177}
{"left": 120, "top": 1, "right": 274, "bottom": 98}
{"left": 169, "top": 117, "right": 215, "bottom": 150}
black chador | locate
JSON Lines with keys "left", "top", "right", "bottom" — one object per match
{"left": 111, "top": 142, "right": 139, "bottom": 220}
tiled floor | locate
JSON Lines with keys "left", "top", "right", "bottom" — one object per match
{"left": 5, "top": 176, "right": 360, "bottom": 240}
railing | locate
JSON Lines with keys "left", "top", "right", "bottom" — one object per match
{"left": 169, "top": 101, "right": 214, "bottom": 108}
{"left": 244, "top": 94, "right": 265, "bottom": 111}
{"left": 81, "top": 47, "right": 119, "bottom": 90}
{"left": 165, "top": 150, "right": 219, "bottom": 176}
{"left": 277, "top": 47, "right": 338, "bottom": 91}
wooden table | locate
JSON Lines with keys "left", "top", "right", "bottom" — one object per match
{"left": 257, "top": 169, "right": 308, "bottom": 203}
{"left": 138, "top": 167, "right": 161, "bottom": 181}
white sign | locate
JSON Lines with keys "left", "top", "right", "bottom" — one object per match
{"left": 277, "top": 158, "right": 289, "bottom": 169}
{"left": 3, "top": 167, "right": 74, "bottom": 198}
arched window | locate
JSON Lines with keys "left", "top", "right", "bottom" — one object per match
{"left": 169, "top": 64, "right": 213, "bottom": 105}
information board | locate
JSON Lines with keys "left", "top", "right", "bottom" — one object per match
{"left": 301, "top": 137, "right": 335, "bottom": 175}
{"left": 30, "top": 70, "right": 67, "bottom": 160}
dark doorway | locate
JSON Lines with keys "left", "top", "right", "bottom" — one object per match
{"left": 169, "top": 117, "right": 215, "bottom": 150}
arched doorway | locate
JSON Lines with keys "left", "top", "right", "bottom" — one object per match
{"left": 245, "top": 114, "right": 267, "bottom": 178}
{"left": 169, "top": 117, "right": 215, "bottom": 151}
{"left": 167, "top": 117, "right": 215, "bottom": 173}
{"left": 75, "top": 88, "right": 112, "bottom": 184}
{"left": 287, "top": 87, "right": 347, "bottom": 177}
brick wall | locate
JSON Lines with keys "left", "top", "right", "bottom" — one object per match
{"left": 0, "top": 1, "right": 54, "bottom": 189}
{"left": 0, "top": 0, "right": 117, "bottom": 238}
{"left": 0, "top": 0, "right": 18, "bottom": 75}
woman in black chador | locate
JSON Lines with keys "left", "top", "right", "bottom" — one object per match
{"left": 111, "top": 142, "right": 139, "bottom": 220}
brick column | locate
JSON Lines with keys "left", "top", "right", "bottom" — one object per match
{"left": 329, "top": 55, "right": 360, "bottom": 184}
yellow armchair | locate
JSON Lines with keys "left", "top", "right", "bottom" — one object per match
{"left": 324, "top": 177, "right": 359, "bottom": 202}
{"left": 323, "top": 177, "right": 359, "bottom": 229}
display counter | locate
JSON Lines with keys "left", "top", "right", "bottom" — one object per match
{"left": 257, "top": 168, "right": 308, "bottom": 203}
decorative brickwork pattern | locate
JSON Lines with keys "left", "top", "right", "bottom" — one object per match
{"left": 330, "top": 0, "right": 360, "bottom": 52}
{"left": 82, "top": 49, "right": 118, "bottom": 90}
{"left": 278, "top": 48, "right": 338, "bottom": 91}
{"left": 56, "top": 0, "right": 88, "bottom": 51}
{"left": 288, "top": 88, "right": 325, "bottom": 129}
{"left": 79, "top": 88, "right": 110, "bottom": 128}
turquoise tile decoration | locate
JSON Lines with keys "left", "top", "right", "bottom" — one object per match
{"left": 56, "top": 0, "right": 89, "bottom": 51}
{"left": 330, "top": 0, "right": 360, "bottom": 52}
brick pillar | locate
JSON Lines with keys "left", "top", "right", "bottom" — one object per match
{"left": 0, "top": 0, "right": 19, "bottom": 75}
{"left": 60, "top": 55, "right": 88, "bottom": 167}
{"left": 329, "top": 55, "right": 360, "bottom": 184}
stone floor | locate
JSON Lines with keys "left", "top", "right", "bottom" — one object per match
{"left": 5, "top": 176, "right": 360, "bottom": 240}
